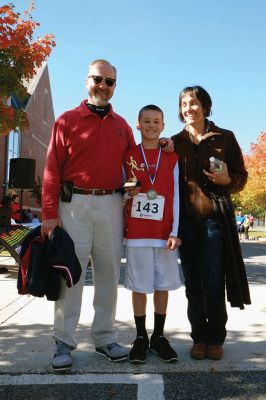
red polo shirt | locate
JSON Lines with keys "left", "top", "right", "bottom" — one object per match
{"left": 42, "top": 100, "right": 135, "bottom": 220}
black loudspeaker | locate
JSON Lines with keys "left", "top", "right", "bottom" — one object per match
{"left": 9, "top": 158, "right": 36, "bottom": 189}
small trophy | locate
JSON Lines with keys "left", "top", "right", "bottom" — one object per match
{"left": 123, "top": 156, "right": 143, "bottom": 189}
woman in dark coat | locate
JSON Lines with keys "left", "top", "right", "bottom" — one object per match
{"left": 172, "top": 86, "right": 250, "bottom": 361}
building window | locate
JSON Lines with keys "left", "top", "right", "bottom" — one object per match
{"left": 6, "top": 130, "right": 21, "bottom": 186}
{"left": 43, "top": 89, "right": 48, "bottom": 124}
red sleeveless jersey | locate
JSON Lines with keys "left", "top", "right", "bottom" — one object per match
{"left": 124, "top": 145, "right": 179, "bottom": 240}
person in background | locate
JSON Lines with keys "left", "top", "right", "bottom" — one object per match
{"left": 31, "top": 214, "right": 40, "bottom": 224}
{"left": 123, "top": 105, "right": 181, "bottom": 364}
{"left": 41, "top": 59, "right": 173, "bottom": 371}
{"left": 10, "top": 194, "right": 21, "bottom": 223}
{"left": 243, "top": 215, "right": 250, "bottom": 240}
{"left": 20, "top": 209, "right": 29, "bottom": 223}
{"left": 249, "top": 214, "right": 254, "bottom": 229}
{"left": 172, "top": 85, "right": 251, "bottom": 361}
{"left": 25, "top": 209, "right": 33, "bottom": 223}
{"left": 0, "top": 195, "right": 12, "bottom": 273}
{"left": 236, "top": 211, "right": 245, "bottom": 241}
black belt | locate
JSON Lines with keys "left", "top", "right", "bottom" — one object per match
{"left": 73, "top": 188, "right": 121, "bottom": 196}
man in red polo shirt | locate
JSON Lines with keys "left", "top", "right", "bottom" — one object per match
{"left": 41, "top": 59, "right": 172, "bottom": 371}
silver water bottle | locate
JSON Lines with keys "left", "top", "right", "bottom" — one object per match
{"left": 209, "top": 157, "right": 223, "bottom": 173}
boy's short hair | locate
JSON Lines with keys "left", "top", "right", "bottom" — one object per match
{"left": 138, "top": 104, "right": 164, "bottom": 121}
{"left": 178, "top": 86, "right": 212, "bottom": 122}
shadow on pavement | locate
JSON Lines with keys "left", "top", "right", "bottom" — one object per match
{"left": 0, "top": 320, "right": 265, "bottom": 374}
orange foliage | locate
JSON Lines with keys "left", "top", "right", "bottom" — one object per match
{"left": 0, "top": 2, "right": 55, "bottom": 135}
{"left": 239, "top": 132, "right": 266, "bottom": 215}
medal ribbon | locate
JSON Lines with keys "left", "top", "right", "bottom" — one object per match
{"left": 140, "top": 144, "right": 162, "bottom": 186}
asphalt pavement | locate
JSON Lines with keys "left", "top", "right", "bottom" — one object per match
{"left": 0, "top": 240, "right": 265, "bottom": 399}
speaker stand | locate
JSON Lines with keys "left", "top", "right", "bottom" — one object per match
{"left": 19, "top": 189, "right": 23, "bottom": 224}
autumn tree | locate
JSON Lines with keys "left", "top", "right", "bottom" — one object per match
{"left": 238, "top": 131, "right": 266, "bottom": 216}
{"left": 0, "top": 2, "right": 55, "bottom": 135}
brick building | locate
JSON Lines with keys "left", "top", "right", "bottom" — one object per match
{"left": 0, "top": 62, "right": 55, "bottom": 218}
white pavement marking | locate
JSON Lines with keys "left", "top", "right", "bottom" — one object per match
{"left": 0, "top": 374, "right": 164, "bottom": 400}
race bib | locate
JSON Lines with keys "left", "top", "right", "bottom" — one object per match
{"left": 131, "top": 193, "right": 165, "bottom": 220}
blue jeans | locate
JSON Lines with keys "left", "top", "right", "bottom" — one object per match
{"left": 180, "top": 218, "right": 228, "bottom": 345}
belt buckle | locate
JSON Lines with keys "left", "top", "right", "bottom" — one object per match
{"left": 102, "top": 190, "right": 106, "bottom": 195}
{"left": 91, "top": 189, "right": 96, "bottom": 195}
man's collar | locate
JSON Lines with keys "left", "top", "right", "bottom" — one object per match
{"left": 78, "top": 100, "right": 115, "bottom": 118}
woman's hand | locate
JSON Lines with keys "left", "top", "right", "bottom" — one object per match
{"left": 166, "top": 236, "right": 182, "bottom": 250}
{"left": 203, "top": 161, "right": 231, "bottom": 186}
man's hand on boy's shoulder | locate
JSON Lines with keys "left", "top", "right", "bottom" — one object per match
{"left": 159, "top": 137, "right": 174, "bottom": 152}
{"left": 166, "top": 236, "right": 182, "bottom": 250}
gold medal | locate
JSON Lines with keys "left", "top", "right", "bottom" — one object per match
{"left": 147, "top": 188, "right": 157, "bottom": 200}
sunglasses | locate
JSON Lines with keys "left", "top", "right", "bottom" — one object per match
{"left": 89, "top": 75, "right": 116, "bottom": 87}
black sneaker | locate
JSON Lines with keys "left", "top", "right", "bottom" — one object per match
{"left": 150, "top": 336, "right": 178, "bottom": 363}
{"left": 129, "top": 336, "right": 149, "bottom": 363}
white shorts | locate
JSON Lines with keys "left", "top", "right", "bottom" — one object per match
{"left": 125, "top": 246, "right": 181, "bottom": 294}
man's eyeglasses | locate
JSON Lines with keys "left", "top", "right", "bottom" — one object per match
{"left": 89, "top": 75, "right": 116, "bottom": 87}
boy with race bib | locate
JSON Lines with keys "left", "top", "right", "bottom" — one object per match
{"left": 123, "top": 105, "right": 181, "bottom": 363}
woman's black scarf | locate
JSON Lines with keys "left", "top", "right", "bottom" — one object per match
{"left": 205, "top": 186, "right": 251, "bottom": 309}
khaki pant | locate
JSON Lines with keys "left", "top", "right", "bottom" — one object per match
{"left": 53, "top": 193, "right": 123, "bottom": 348}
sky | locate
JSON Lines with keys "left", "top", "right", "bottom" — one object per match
{"left": 13, "top": 0, "right": 266, "bottom": 153}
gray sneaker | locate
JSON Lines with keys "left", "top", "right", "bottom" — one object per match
{"left": 95, "top": 342, "right": 128, "bottom": 362}
{"left": 51, "top": 340, "right": 73, "bottom": 371}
